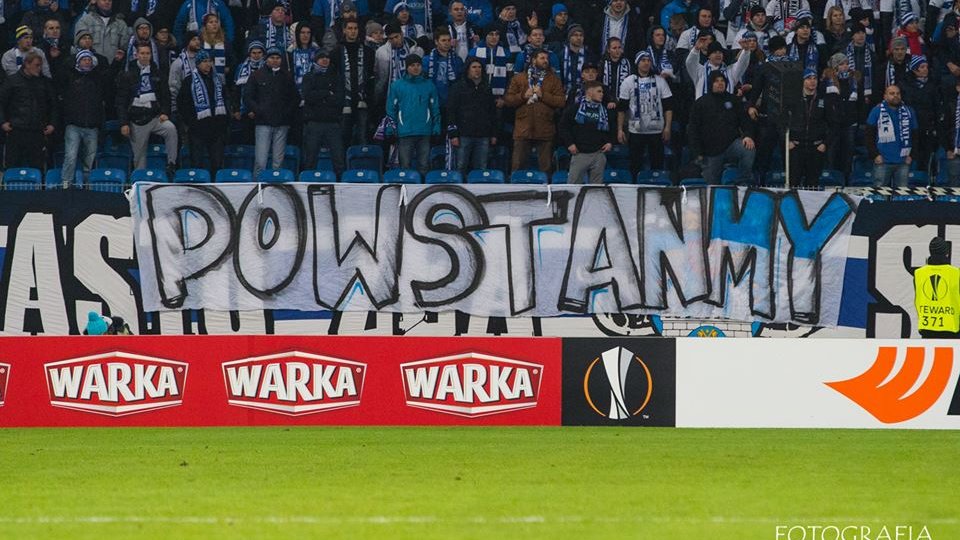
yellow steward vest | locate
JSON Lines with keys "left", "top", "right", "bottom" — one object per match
{"left": 914, "top": 264, "right": 960, "bottom": 333}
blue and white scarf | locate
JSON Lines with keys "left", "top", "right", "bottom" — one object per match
{"left": 953, "top": 91, "right": 960, "bottom": 152}
{"left": 644, "top": 45, "right": 673, "bottom": 75}
{"left": 575, "top": 99, "right": 609, "bottom": 131}
{"left": 502, "top": 19, "right": 525, "bottom": 55}
{"left": 789, "top": 35, "right": 819, "bottom": 72}
{"left": 132, "top": 0, "right": 158, "bottom": 16}
{"left": 402, "top": 23, "right": 419, "bottom": 39}
{"left": 601, "top": 13, "right": 628, "bottom": 52}
{"left": 265, "top": 23, "right": 289, "bottom": 50}
{"left": 133, "top": 64, "right": 157, "bottom": 107}
{"left": 329, "top": 0, "right": 342, "bottom": 25}
{"left": 601, "top": 56, "right": 631, "bottom": 98}
{"left": 473, "top": 45, "right": 509, "bottom": 95}
{"left": 701, "top": 62, "right": 728, "bottom": 96}
{"left": 845, "top": 41, "right": 872, "bottom": 97}
{"left": 884, "top": 58, "right": 906, "bottom": 88}
{"left": 427, "top": 49, "right": 457, "bottom": 82}
{"left": 389, "top": 43, "right": 409, "bottom": 86}
{"left": 177, "top": 50, "right": 196, "bottom": 80}
{"left": 825, "top": 69, "right": 858, "bottom": 100}
{"left": 191, "top": 68, "right": 226, "bottom": 119}
{"left": 235, "top": 57, "right": 264, "bottom": 85}
{"left": 562, "top": 46, "right": 585, "bottom": 93}
{"left": 203, "top": 41, "right": 227, "bottom": 77}
{"left": 877, "top": 100, "right": 912, "bottom": 152}
{"left": 292, "top": 46, "right": 317, "bottom": 91}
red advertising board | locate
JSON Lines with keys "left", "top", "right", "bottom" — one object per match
{"left": 0, "top": 336, "right": 562, "bottom": 427}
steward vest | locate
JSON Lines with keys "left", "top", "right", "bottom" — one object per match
{"left": 914, "top": 264, "right": 960, "bottom": 333}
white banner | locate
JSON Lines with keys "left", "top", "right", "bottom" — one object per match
{"left": 676, "top": 340, "right": 960, "bottom": 429}
{"left": 131, "top": 184, "right": 858, "bottom": 325}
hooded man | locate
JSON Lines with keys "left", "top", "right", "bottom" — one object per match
{"left": 0, "top": 50, "right": 57, "bottom": 169}
{"left": 686, "top": 36, "right": 751, "bottom": 99}
{"left": 125, "top": 17, "right": 165, "bottom": 71}
{"left": 74, "top": 0, "right": 130, "bottom": 65}
{"left": 688, "top": 70, "right": 756, "bottom": 184}
{"left": 386, "top": 53, "right": 440, "bottom": 175}
{"left": 448, "top": 56, "right": 498, "bottom": 176}
{"left": 59, "top": 49, "right": 109, "bottom": 187}
{"left": 301, "top": 49, "right": 346, "bottom": 174}
{"left": 245, "top": 46, "right": 298, "bottom": 176}
{"left": 598, "top": 0, "right": 642, "bottom": 58}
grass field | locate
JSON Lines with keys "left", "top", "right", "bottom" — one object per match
{"left": 1, "top": 427, "right": 957, "bottom": 540}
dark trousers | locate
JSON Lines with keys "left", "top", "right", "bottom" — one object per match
{"left": 788, "top": 144, "right": 825, "bottom": 187}
{"left": 828, "top": 124, "right": 857, "bottom": 177}
{"left": 303, "top": 120, "right": 346, "bottom": 175}
{"left": 189, "top": 125, "right": 226, "bottom": 176}
{"left": 5, "top": 128, "right": 46, "bottom": 170}
{"left": 628, "top": 132, "right": 664, "bottom": 176}
{"left": 341, "top": 107, "right": 369, "bottom": 148}
{"left": 753, "top": 117, "right": 779, "bottom": 179}
{"left": 398, "top": 135, "right": 431, "bottom": 176}
{"left": 511, "top": 138, "right": 553, "bottom": 173}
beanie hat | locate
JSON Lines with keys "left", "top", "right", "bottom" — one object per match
{"left": 85, "top": 311, "right": 109, "bottom": 336}
{"left": 828, "top": 52, "right": 847, "bottom": 69}
{"left": 910, "top": 54, "right": 927, "bottom": 71}
{"left": 803, "top": 68, "right": 817, "bottom": 79}
{"left": 900, "top": 11, "right": 917, "bottom": 26}
{"left": 74, "top": 28, "right": 93, "bottom": 46}
{"left": 341, "top": 0, "right": 357, "bottom": 11}
{"left": 75, "top": 49, "right": 98, "bottom": 71}
{"left": 195, "top": 49, "right": 212, "bottom": 63}
{"left": 768, "top": 35, "right": 787, "bottom": 52}
{"left": 890, "top": 36, "right": 908, "bottom": 49}
{"left": 405, "top": 53, "right": 422, "bottom": 66}
{"left": 552, "top": 3, "right": 567, "bottom": 16}
{"left": 265, "top": 46, "right": 283, "bottom": 57}
{"left": 392, "top": 1, "right": 409, "bottom": 13}
{"left": 366, "top": 20, "right": 383, "bottom": 35}
{"left": 707, "top": 70, "right": 727, "bottom": 86}
{"left": 247, "top": 39, "right": 265, "bottom": 53}
{"left": 706, "top": 41, "right": 724, "bottom": 55}
{"left": 314, "top": 48, "right": 330, "bottom": 60}
{"left": 930, "top": 237, "right": 950, "bottom": 260}
{"left": 567, "top": 23, "right": 584, "bottom": 37}
{"left": 384, "top": 22, "right": 401, "bottom": 36}
{"left": 15, "top": 25, "right": 31, "bottom": 41}
{"left": 742, "top": 31, "right": 757, "bottom": 41}
{"left": 748, "top": 5, "right": 765, "bottom": 16}
{"left": 851, "top": 22, "right": 866, "bottom": 34}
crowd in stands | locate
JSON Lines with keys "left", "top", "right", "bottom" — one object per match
{"left": 2, "top": 0, "right": 960, "bottom": 187}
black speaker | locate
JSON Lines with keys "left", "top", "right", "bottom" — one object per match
{"left": 763, "top": 61, "right": 803, "bottom": 123}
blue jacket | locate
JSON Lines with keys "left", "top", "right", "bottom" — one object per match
{"left": 422, "top": 50, "right": 463, "bottom": 105}
{"left": 660, "top": 0, "right": 699, "bottom": 30}
{"left": 514, "top": 48, "right": 560, "bottom": 73}
{"left": 385, "top": 0, "right": 440, "bottom": 31}
{"left": 311, "top": 0, "right": 370, "bottom": 18}
{"left": 174, "top": 0, "right": 235, "bottom": 44}
{"left": 387, "top": 73, "right": 441, "bottom": 137}
{"left": 461, "top": 0, "right": 493, "bottom": 29}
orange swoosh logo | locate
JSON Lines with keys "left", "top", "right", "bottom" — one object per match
{"left": 826, "top": 347, "right": 954, "bottom": 424}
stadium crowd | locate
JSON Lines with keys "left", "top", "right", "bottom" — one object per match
{"left": 0, "top": 0, "right": 959, "bottom": 187}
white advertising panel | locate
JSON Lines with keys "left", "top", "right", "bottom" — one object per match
{"left": 676, "top": 340, "right": 960, "bottom": 429}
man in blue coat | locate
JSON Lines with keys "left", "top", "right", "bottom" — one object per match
{"left": 386, "top": 53, "right": 440, "bottom": 175}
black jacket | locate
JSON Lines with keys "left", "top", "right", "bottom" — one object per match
{"left": 822, "top": 76, "right": 860, "bottom": 129}
{"left": 901, "top": 73, "right": 939, "bottom": 132}
{"left": 335, "top": 41, "right": 376, "bottom": 107}
{"left": 688, "top": 90, "right": 755, "bottom": 157}
{"left": 558, "top": 99, "right": 616, "bottom": 153}
{"left": 0, "top": 69, "right": 58, "bottom": 130}
{"left": 447, "top": 76, "right": 497, "bottom": 138}
{"left": 244, "top": 65, "right": 298, "bottom": 127}
{"left": 302, "top": 66, "right": 345, "bottom": 123}
{"left": 116, "top": 62, "right": 171, "bottom": 126}
{"left": 58, "top": 66, "right": 110, "bottom": 128}
{"left": 178, "top": 69, "right": 231, "bottom": 130}
{"left": 785, "top": 91, "right": 829, "bottom": 146}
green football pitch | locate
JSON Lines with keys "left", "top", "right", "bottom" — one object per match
{"left": 1, "top": 427, "right": 956, "bottom": 540}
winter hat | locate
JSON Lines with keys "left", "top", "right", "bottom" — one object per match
{"left": 890, "top": 36, "right": 908, "bottom": 49}
{"left": 768, "top": 35, "right": 787, "bottom": 52}
{"left": 75, "top": 49, "right": 97, "bottom": 70}
{"left": 195, "top": 49, "right": 212, "bottom": 63}
{"left": 366, "top": 21, "right": 383, "bottom": 35}
{"left": 851, "top": 22, "right": 866, "bottom": 35}
{"left": 707, "top": 70, "right": 727, "bottom": 86}
{"left": 742, "top": 31, "right": 757, "bottom": 40}
{"left": 85, "top": 311, "right": 109, "bottom": 336}
{"left": 392, "top": 1, "right": 409, "bottom": 14}
{"left": 15, "top": 26, "right": 31, "bottom": 41}
{"left": 405, "top": 53, "right": 422, "bottom": 66}
{"left": 930, "top": 237, "right": 950, "bottom": 260}
{"left": 265, "top": 46, "right": 283, "bottom": 57}
{"left": 900, "top": 11, "right": 917, "bottom": 27}
{"left": 910, "top": 54, "right": 927, "bottom": 71}
{"left": 828, "top": 52, "right": 847, "bottom": 69}
{"left": 341, "top": 0, "right": 357, "bottom": 12}
{"left": 567, "top": 23, "right": 584, "bottom": 37}
{"left": 748, "top": 5, "right": 765, "bottom": 16}
{"left": 74, "top": 28, "right": 93, "bottom": 46}
{"left": 802, "top": 68, "right": 817, "bottom": 79}
{"left": 706, "top": 41, "right": 724, "bottom": 55}
{"left": 552, "top": 3, "right": 567, "bottom": 16}
{"left": 794, "top": 9, "right": 813, "bottom": 23}
{"left": 314, "top": 48, "right": 330, "bottom": 60}
{"left": 635, "top": 50, "right": 652, "bottom": 62}
{"left": 384, "top": 22, "right": 401, "bottom": 36}
{"left": 247, "top": 39, "right": 265, "bottom": 53}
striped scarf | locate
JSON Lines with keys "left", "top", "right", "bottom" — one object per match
{"left": 427, "top": 49, "right": 456, "bottom": 82}
{"left": 575, "top": 99, "right": 609, "bottom": 131}
{"left": 189, "top": 0, "right": 216, "bottom": 32}
{"left": 265, "top": 23, "right": 289, "bottom": 50}
{"left": 132, "top": 0, "right": 158, "bottom": 16}
{"left": 601, "top": 56, "right": 631, "bottom": 99}
{"left": 824, "top": 70, "right": 858, "bottom": 100}
{"left": 177, "top": 50, "right": 196, "bottom": 80}
{"left": 644, "top": 45, "right": 673, "bottom": 75}
{"left": 877, "top": 101, "right": 912, "bottom": 151}
{"left": 562, "top": 46, "right": 584, "bottom": 94}
{"left": 390, "top": 43, "right": 409, "bottom": 86}
{"left": 502, "top": 19, "right": 525, "bottom": 55}
{"left": 789, "top": 35, "right": 819, "bottom": 72}
{"left": 601, "top": 12, "right": 628, "bottom": 51}
{"left": 701, "top": 62, "right": 727, "bottom": 96}
{"left": 292, "top": 46, "right": 317, "bottom": 91}
{"left": 845, "top": 41, "right": 872, "bottom": 96}
{"left": 203, "top": 41, "right": 227, "bottom": 77}
{"left": 235, "top": 57, "right": 263, "bottom": 85}
{"left": 342, "top": 43, "right": 367, "bottom": 105}
{"left": 190, "top": 69, "right": 226, "bottom": 119}
{"left": 885, "top": 58, "right": 906, "bottom": 88}
{"left": 474, "top": 45, "right": 509, "bottom": 95}
{"left": 954, "top": 91, "right": 960, "bottom": 152}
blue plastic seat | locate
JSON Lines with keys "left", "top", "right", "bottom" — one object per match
{"left": 429, "top": 145, "right": 449, "bottom": 170}
{"left": 425, "top": 170, "right": 462, "bottom": 184}
{"left": 88, "top": 168, "right": 127, "bottom": 192}
{"left": 720, "top": 168, "right": 741, "bottom": 185}
{"left": 97, "top": 150, "right": 131, "bottom": 174}
{"left": 44, "top": 168, "right": 83, "bottom": 189}
{"left": 173, "top": 168, "right": 211, "bottom": 183}
{"left": 224, "top": 144, "right": 255, "bottom": 170}
{"left": 606, "top": 145, "right": 630, "bottom": 170}
{"left": 216, "top": 169, "right": 254, "bottom": 183}
{"left": 819, "top": 169, "right": 845, "bottom": 187}
{"left": 510, "top": 170, "right": 548, "bottom": 184}
{"left": 765, "top": 171, "right": 787, "bottom": 187}
{"left": 383, "top": 169, "right": 421, "bottom": 184}
{"left": 130, "top": 169, "right": 167, "bottom": 183}
{"left": 553, "top": 147, "right": 571, "bottom": 171}
{"left": 299, "top": 170, "right": 337, "bottom": 182}
{"left": 146, "top": 144, "right": 166, "bottom": 170}
{"left": 341, "top": 169, "right": 380, "bottom": 183}
{"left": 467, "top": 169, "right": 505, "bottom": 183}
{"left": 315, "top": 148, "right": 334, "bottom": 171}
{"left": 680, "top": 177, "right": 707, "bottom": 186}
{"left": 551, "top": 170, "right": 569, "bottom": 184}
{"left": 283, "top": 145, "right": 301, "bottom": 173}
{"left": 346, "top": 145, "right": 383, "bottom": 173}
{"left": 636, "top": 170, "right": 672, "bottom": 186}
{"left": 907, "top": 171, "right": 929, "bottom": 187}
{"left": 257, "top": 168, "right": 295, "bottom": 183}
{"left": 3, "top": 167, "right": 42, "bottom": 190}
{"left": 849, "top": 172, "right": 874, "bottom": 187}
{"left": 603, "top": 169, "right": 632, "bottom": 184}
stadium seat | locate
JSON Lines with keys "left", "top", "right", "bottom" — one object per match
{"left": 173, "top": 168, "right": 211, "bottom": 183}
{"left": 341, "top": 169, "right": 380, "bottom": 183}
{"left": 346, "top": 145, "right": 383, "bottom": 173}
{"left": 819, "top": 169, "right": 845, "bottom": 187}
{"left": 216, "top": 169, "right": 254, "bottom": 183}
{"left": 606, "top": 145, "right": 630, "bottom": 170}
{"left": 53, "top": 149, "right": 65, "bottom": 168}
{"left": 44, "top": 168, "right": 83, "bottom": 189}
{"left": 425, "top": 170, "right": 462, "bottom": 184}
{"left": 97, "top": 150, "right": 131, "bottom": 174}
{"left": 3, "top": 167, "right": 42, "bottom": 190}
{"left": 299, "top": 170, "right": 337, "bottom": 182}
{"left": 283, "top": 146, "right": 301, "bottom": 173}
{"left": 224, "top": 145, "right": 255, "bottom": 170}
{"left": 765, "top": 171, "right": 787, "bottom": 187}
{"left": 636, "top": 170, "right": 672, "bottom": 186}
{"left": 488, "top": 145, "right": 511, "bottom": 173}
{"left": 679, "top": 178, "right": 707, "bottom": 186}
{"left": 907, "top": 171, "right": 929, "bottom": 187}
{"left": 88, "top": 168, "right": 127, "bottom": 192}
{"left": 720, "top": 168, "right": 742, "bottom": 185}
{"left": 467, "top": 169, "right": 505, "bottom": 183}
{"left": 257, "top": 168, "right": 295, "bottom": 183}
{"left": 553, "top": 147, "right": 571, "bottom": 171}
{"left": 315, "top": 148, "right": 334, "bottom": 171}
{"left": 383, "top": 169, "right": 421, "bottom": 183}
{"left": 146, "top": 144, "right": 166, "bottom": 170}
{"left": 429, "top": 145, "right": 448, "bottom": 171}
{"left": 551, "top": 170, "right": 568, "bottom": 184}
{"left": 603, "top": 169, "right": 632, "bottom": 184}
{"left": 936, "top": 159, "right": 956, "bottom": 186}
{"left": 130, "top": 169, "right": 167, "bottom": 183}
{"left": 510, "top": 170, "right": 548, "bottom": 184}
{"left": 849, "top": 172, "right": 874, "bottom": 187}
